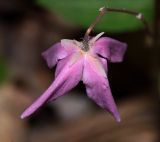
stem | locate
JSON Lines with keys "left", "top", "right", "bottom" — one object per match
{"left": 84, "top": 6, "right": 152, "bottom": 40}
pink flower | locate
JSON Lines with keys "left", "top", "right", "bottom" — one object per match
{"left": 21, "top": 33, "right": 127, "bottom": 122}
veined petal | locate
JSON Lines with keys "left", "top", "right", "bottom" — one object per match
{"left": 42, "top": 42, "right": 68, "bottom": 68}
{"left": 91, "top": 37, "right": 127, "bottom": 63}
{"left": 21, "top": 53, "right": 83, "bottom": 119}
{"left": 83, "top": 55, "right": 120, "bottom": 122}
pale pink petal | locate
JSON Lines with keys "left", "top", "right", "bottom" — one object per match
{"left": 21, "top": 53, "right": 83, "bottom": 119}
{"left": 61, "top": 39, "right": 80, "bottom": 53}
{"left": 82, "top": 55, "right": 121, "bottom": 122}
{"left": 50, "top": 53, "right": 84, "bottom": 100}
{"left": 95, "top": 55, "right": 108, "bottom": 73}
{"left": 54, "top": 55, "right": 70, "bottom": 78}
{"left": 42, "top": 42, "right": 68, "bottom": 68}
{"left": 92, "top": 37, "right": 127, "bottom": 63}
{"left": 55, "top": 51, "right": 82, "bottom": 78}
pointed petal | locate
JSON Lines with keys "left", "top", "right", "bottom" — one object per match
{"left": 90, "top": 32, "right": 105, "bottom": 43}
{"left": 21, "top": 53, "right": 83, "bottom": 119}
{"left": 42, "top": 42, "right": 68, "bottom": 68}
{"left": 83, "top": 55, "right": 120, "bottom": 122}
{"left": 50, "top": 53, "right": 84, "bottom": 100}
{"left": 91, "top": 37, "right": 127, "bottom": 63}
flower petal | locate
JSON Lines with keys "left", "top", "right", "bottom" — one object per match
{"left": 61, "top": 39, "right": 80, "bottom": 53}
{"left": 95, "top": 55, "right": 108, "bottom": 73}
{"left": 54, "top": 55, "right": 70, "bottom": 78}
{"left": 50, "top": 53, "right": 84, "bottom": 100}
{"left": 55, "top": 51, "right": 82, "bottom": 78}
{"left": 83, "top": 55, "right": 120, "bottom": 122}
{"left": 21, "top": 53, "right": 83, "bottom": 119}
{"left": 42, "top": 42, "right": 68, "bottom": 68}
{"left": 92, "top": 37, "right": 127, "bottom": 63}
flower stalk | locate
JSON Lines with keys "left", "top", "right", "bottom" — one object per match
{"left": 84, "top": 6, "right": 152, "bottom": 40}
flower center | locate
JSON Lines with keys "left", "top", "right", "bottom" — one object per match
{"left": 81, "top": 40, "right": 90, "bottom": 52}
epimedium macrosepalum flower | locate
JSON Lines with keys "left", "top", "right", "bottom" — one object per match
{"left": 21, "top": 6, "right": 149, "bottom": 122}
{"left": 21, "top": 32, "right": 127, "bottom": 122}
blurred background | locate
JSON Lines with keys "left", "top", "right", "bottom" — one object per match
{"left": 0, "top": 0, "right": 159, "bottom": 142}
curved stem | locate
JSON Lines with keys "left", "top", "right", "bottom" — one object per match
{"left": 84, "top": 6, "right": 152, "bottom": 40}
{"left": 84, "top": 7, "right": 106, "bottom": 41}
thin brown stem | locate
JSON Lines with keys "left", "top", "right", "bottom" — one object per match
{"left": 84, "top": 7, "right": 106, "bottom": 40}
{"left": 84, "top": 6, "right": 152, "bottom": 40}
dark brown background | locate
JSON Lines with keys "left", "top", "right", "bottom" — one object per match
{"left": 0, "top": 0, "right": 159, "bottom": 142}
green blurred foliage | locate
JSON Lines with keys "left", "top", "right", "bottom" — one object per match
{"left": 0, "top": 59, "right": 8, "bottom": 83}
{"left": 36, "top": 0, "right": 155, "bottom": 33}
